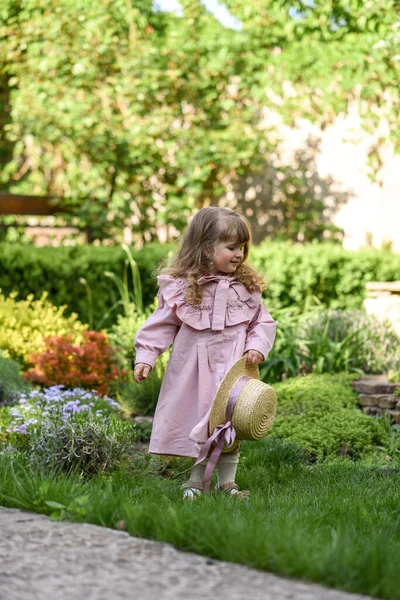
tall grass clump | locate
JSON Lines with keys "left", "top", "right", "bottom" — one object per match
{"left": 262, "top": 306, "right": 400, "bottom": 382}
{"left": 103, "top": 245, "right": 169, "bottom": 416}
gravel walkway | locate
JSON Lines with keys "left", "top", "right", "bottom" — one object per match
{"left": 0, "top": 507, "right": 378, "bottom": 600}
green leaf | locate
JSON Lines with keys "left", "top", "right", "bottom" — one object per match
{"left": 45, "top": 500, "right": 66, "bottom": 510}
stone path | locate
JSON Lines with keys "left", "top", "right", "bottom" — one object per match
{"left": 0, "top": 507, "right": 378, "bottom": 600}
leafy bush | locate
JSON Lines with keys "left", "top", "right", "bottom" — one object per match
{"left": 252, "top": 241, "right": 400, "bottom": 311}
{"left": 2, "top": 386, "right": 119, "bottom": 451}
{"left": 24, "top": 331, "right": 123, "bottom": 395}
{"left": 261, "top": 307, "right": 400, "bottom": 382}
{"left": 301, "top": 310, "right": 400, "bottom": 375}
{"left": 270, "top": 373, "right": 390, "bottom": 461}
{"left": 388, "top": 369, "right": 400, "bottom": 384}
{"left": 132, "top": 418, "right": 153, "bottom": 442}
{"left": 0, "top": 242, "right": 174, "bottom": 328}
{"left": 0, "top": 290, "right": 86, "bottom": 367}
{"left": 108, "top": 305, "right": 156, "bottom": 372}
{"left": 6, "top": 386, "right": 118, "bottom": 431}
{"left": 1, "top": 242, "right": 400, "bottom": 327}
{"left": 25, "top": 413, "right": 137, "bottom": 477}
{"left": 108, "top": 296, "right": 170, "bottom": 416}
{"left": 0, "top": 352, "right": 30, "bottom": 407}
{"left": 260, "top": 305, "right": 309, "bottom": 381}
{"left": 115, "top": 374, "right": 164, "bottom": 417}
{"left": 1, "top": 384, "right": 135, "bottom": 477}
{"left": 0, "top": 407, "right": 12, "bottom": 436}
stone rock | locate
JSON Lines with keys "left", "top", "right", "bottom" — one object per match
{"left": 358, "top": 394, "right": 397, "bottom": 409}
{"left": 358, "top": 395, "right": 378, "bottom": 406}
{"left": 377, "top": 395, "right": 397, "bottom": 409}
{"left": 362, "top": 406, "right": 378, "bottom": 415}
{"left": 352, "top": 376, "right": 399, "bottom": 395}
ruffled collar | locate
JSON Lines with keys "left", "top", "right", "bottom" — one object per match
{"left": 197, "top": 273, "right": 237, "bottom": 285}
{"left": 157, "top": 272, "right": 260, "bottom": 331}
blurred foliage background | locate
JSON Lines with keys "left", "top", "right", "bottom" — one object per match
{"left": 1, "top": 0, "right": 399, "bottom": 243}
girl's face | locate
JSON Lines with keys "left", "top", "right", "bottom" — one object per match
{"left": 209, "top": 239, "right": 245, "bottom": 275}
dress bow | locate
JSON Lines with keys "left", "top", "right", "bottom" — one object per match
{"left": 197, "top": 274, "right": 240, "bottom": 331}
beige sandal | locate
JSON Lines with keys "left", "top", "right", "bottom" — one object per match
{"left": 215, "top": 481, "right": 250, "bottom": 498}
{"left": 182, "top": 480, "right": 203, "bottom": 501}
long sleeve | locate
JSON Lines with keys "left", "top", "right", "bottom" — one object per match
{"left": 134, "top": 290, "right": 182, "bottom": 369}
{"left": 244, "top": 301, "right": 276, "bottom": 361}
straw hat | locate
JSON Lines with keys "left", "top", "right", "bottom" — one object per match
{"left": 208, "top": 356, "right": 277, "bottom": 453}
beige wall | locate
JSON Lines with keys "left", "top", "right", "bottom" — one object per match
{"left": 264, "top": 103, "right": 400, "bottom": 252}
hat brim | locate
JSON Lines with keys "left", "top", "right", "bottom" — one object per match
{"left": 208, "top": 357, "right": 261, "bottom": 452}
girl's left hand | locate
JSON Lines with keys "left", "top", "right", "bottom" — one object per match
{"left": 243, "top": 349, "right": 264, "bottom": 365}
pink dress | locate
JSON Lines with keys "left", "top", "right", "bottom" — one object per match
{"left": 134, "top": 273, "right": 276, "bottom": 458}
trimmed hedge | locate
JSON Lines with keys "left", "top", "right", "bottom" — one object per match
{"left": 1, "top": 241, "right": 399, "bottom": 327}
{"left": 251, "top": 242, "right": 400, "bottom": 310}
{"left": 0, "top": 242, "right": 175, "bottom": 329}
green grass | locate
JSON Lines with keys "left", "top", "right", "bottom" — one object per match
{"left": 1, "top": 439, "right": 400, "bottom": 599}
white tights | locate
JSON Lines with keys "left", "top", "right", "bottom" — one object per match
{"left": 188, "top": 451, "right": 239, "bottom": 488}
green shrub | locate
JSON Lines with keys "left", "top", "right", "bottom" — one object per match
{"left": 24, "top": 331, "right": 122, "bottom": 395}
{"left": 270, "top": 373, "right": 390, "bottom": 461}
{"left": 108, "top": 301, "right": 158, "bottom": 372}
{"left": 388, "top": 369, "right": 400, "bottom": 384}
{"left": 0, "top": 242, "right": 174, "bottom": 328}
{"left": 0, "top": 291, "right": 87, "bottom": 367}
{"left": 299, "top": 310, "right": 400, "bottom": 375}
{"left": 260, "top": 304, "right": 309, "bottom": 381}
{"left": 25, "top": 413, "right": 138, "bottom": 477}
{"left": 132, "top": 418, "right": 153, "bottom": 442}
{"left": 1, "top": 241, "right": 399, "bottom": 327}
{"left": 252, "top": 242, "right": 400, "bottom": 311}
{"left": 261, "top": 307, "right": 400, "bottom": 382}
{"left": 114, "top": 373, "right": 164, "bottom": 417}
{"left": 0, "top": 353, "right": 30, "bottom": 407}
{"left": 0, "top": 406, "right": 12, "bottom": 438}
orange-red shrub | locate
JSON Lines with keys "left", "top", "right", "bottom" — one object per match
{"left": 24, "top": 331, "right": 123, "bottom": 395}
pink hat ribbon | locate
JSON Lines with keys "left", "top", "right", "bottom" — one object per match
{"left": 193, "top": 375, "right": 251, "bottom": 493}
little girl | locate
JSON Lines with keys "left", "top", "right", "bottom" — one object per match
{"left": 134, "top": 207, "right": 276, "bottom": 499}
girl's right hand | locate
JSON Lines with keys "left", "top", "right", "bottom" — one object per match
{"left": 134, "top": 363, "right": 152, "bottom": 384}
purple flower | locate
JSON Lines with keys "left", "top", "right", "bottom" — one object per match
{"left": 13, "top": 424, "right": 28, "bottom": 434}
{"left": 9, "top": 408, "right": 24, "bottom": 421}
{"left": 104, "top": 397, "right": 119, "bottom": 408}
{"left": 6, "top": 386, "right": 119, "bottom": 438}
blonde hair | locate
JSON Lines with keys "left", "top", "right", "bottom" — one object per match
{"left": 155, "top": 207, "right": 266, "bottom": 305}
